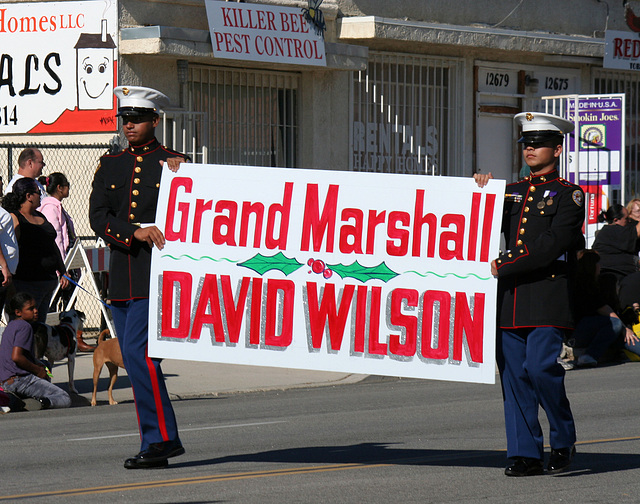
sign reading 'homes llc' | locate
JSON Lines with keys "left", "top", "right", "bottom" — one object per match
{"left": 0, "top": 1, "right": 118, "bottom": 134}
{"left": 205, "top": 0, "right": 326, "bottom": 66}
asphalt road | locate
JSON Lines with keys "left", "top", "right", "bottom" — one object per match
{"left": 1, "top": 363, "right": 639, "bottom": 503}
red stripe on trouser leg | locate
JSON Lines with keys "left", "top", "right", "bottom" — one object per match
{"left": 145, "top": 352, "right": 169, "bottom": 442}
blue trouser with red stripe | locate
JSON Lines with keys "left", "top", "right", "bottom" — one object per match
{"left": 498, "top": 327, "right": 576, "bottom": 460}
{"left": 111, "top": 298, "right": 180, "bottom": 451}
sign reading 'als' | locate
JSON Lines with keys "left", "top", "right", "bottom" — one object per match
{"left": 148, "top": 166, "right": 505, "bottom": 385}
{"left": 205, "top": 0, "right": 326, "bottom": 66}
{"left": 0, "top": 0, "right": 118, "bottom": 134}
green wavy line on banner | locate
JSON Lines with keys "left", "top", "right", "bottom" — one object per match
{"left": 161, "top": 255, "right": 238, "bottom": 263}
{"left": 404, "top": 270, "right": 492, "bottom": 281}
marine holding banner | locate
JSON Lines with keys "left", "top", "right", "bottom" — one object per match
{"left": 475, "top": 112, "right": 585, "bottom": 477}
{"left": 89, "top": 85, "right": 187, "bottom": 469}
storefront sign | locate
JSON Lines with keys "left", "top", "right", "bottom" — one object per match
{"left": 205, "top": 0, "right": 326, "bottom": 66}
{"left": 567, "top": 96, "right": 623, "bottom": 186}
{"left": 604, "top": 29, "right": 640, "bottom": 71}
{"left": 148, "top": 165, "right": 505, "bottom": 385}
{"left": 0, "top": 0, "right": 118, "bottom": 134}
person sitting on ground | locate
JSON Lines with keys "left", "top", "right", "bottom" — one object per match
{"left": 565, "top": 249, "right": 639, "bottom": 369}
{"left": 0, "top": 292, "right": 71, "bottom": 409}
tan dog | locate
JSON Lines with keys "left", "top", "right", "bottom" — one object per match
{"left": 91, "top": 330, "right": 125, "bottom": 406}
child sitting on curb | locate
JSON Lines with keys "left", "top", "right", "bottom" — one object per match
{"left": 0, "top": 292, "right": 71, "bottom": 410}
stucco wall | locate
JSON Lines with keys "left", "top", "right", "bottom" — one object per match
{"left": 334, "top": 0, "right": 619, "bottom": 37}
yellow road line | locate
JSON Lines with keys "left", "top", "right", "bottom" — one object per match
{"left": 0, "top": 463, "right": 389, "bottom": 500}
{"left": 2, "top": 436, "right": 639, "bottom": 500}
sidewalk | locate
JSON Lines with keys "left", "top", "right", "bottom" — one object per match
{"left": 52, "top": 349, "right": 367, "bottom": 407}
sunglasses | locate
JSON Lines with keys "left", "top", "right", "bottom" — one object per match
{"left": 120, "top": 115, "right": 155, "bottom": 124}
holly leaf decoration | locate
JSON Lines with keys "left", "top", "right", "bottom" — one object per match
{"left": 238, "top": 252, "right": 303, "bottom": 276}
{"left": 327, "top": 261, "right": 398, "bottom": 283}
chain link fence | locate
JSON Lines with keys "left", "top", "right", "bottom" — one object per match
{"left": 0, "top": 142, "right": 111, "bottom": 335}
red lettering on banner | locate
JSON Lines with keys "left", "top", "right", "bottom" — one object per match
{"left": 439, "top": 214, "right": 465, "bottom": 260}
{"left": 467, "top": 192, "right": 481, "bottom": 261}
{"left": 367, "top": 286, "right": 386, "bottom": 355}
{"left": 165, "top": 177, "right": 192, "bottom": 242}
{"left": 240, "top": 202, "right": 265, "bottom": 247}
{"left": 412, "top": 189, "right": 437, "bottom": 257}
{"left": 387, "top": 211, "right": 410, "bottom": 256}
{"left": 339, "top": 208, "right": 364, "bottom": 254}
{"left": 303, "top": 283, "right": 485, "bottom": 364}
{"left": 306, "top": 282, "right": 355, "bottom": 350}
{"left": 221, "top": 275, "right": 251, "bottom": 343}
{"left": 388, "top": 289, "right": 418, "bottom": 357}
{"left": 161, "top": 271, "right": 193, "bottom": 339}
{"left": 191, "top": 274, "right": 225, "bottom": 342}
{"left": 480, "top": 193, "right": 495, "bottom": 262}
{"left": 300, "top": 183, "right": 339, "bottom": 252}
{"left": 353, "top": 285, "right": 367, "bottom": 353}
{"left": 249, "top": 277, "right": 262, "bottom": 345}
{"left": 213, "top": 200, "right": 238, "bottom": 246}
{"left": 265, "top": 182, "right": 293, "bottom": 249}
{"left": 264, "top": 279, "right": 295, "bottom": 347}
{"left": 420, "top": 290, "right": 451, "bottom": 360}
{"left": 453, "top": 292, "right": 484, "bottom": 363}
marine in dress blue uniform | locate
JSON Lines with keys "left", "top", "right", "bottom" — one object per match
{"left": 89, "top": 86, "right": 187, "bottom": 469}
{"left": 476, "top": 112, "right": 585, "bottom": 477}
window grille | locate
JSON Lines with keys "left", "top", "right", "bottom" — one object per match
{"left": 351, "top": 51, "right": 465, "bottom": 176}
{"left": 187, "top": 65, "right": 300, "bottom": 168}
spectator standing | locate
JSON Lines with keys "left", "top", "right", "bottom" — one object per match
{"left": 0, "top": 205, "right": 19, "bottom": 311}
{"left": 4, "top": 148, "right": 47, "bottom": 198}
{"left": 1, "top": 178, "right": 67, "bottom": 323}
{"left": 38, "top": 172, "right": 76, "bottom": 260}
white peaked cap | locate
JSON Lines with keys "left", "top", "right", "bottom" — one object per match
{"left": 114, "top": 85, "right": 170, "bottom": 113}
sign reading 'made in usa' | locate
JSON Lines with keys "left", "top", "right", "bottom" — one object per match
{"left": 148, "top": 165, "right": 505, "bottom": 385}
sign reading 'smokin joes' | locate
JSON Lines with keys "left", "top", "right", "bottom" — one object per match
{"left": 205, "top": 0, "right": 326, "bottom": 66}
{"left": 148, "top": 165, "right": 505, "bottom": 385}
{"left": 0, "top": 1, "right": 118, "bottom": 134}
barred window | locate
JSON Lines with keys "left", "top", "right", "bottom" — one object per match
{"left": 188, "top": 65, "right": 300, "bottom": 168}
{"left": 351, "top": 52, "right": 465, "bottom": 176}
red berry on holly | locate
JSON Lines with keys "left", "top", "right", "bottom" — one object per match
{"left": 312, "top": 260, "right": 325, "bottom": 274}
{"left": 323, "top": 269, "right": 333, "bottom": 279}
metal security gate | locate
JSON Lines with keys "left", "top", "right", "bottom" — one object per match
{"left": 350, "top": 51, "right": 466, "bottom": 176}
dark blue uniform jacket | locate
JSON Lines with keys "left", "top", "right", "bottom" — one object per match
{"left": 496, "top": 169, "right": 585, "bottom": 329}
{"left": 89, "top": 138, "right": 185, "bottom": 301}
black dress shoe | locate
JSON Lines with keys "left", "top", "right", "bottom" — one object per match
{"left": 124, "top": 440, "right": 185, "bottom": 469}
{"left": 547, "top": 446, "right": 575, "bottom": 474}
{"left": 504, "top": 457, "right": 544, "bottom": 477}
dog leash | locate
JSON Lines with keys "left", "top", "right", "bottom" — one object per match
{"left": 63, "top": 275, "right": 112, "bottom": 310}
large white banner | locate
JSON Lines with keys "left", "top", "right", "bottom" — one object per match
{"left": 149, "top": 165, "right": 505, "bottom": 384}
{"left": 0, "top": 0, "right": 118, "bottom": 134}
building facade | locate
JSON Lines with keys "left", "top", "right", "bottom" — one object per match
{"left": 1, "top": 0, "right": 640, "bottom": 234}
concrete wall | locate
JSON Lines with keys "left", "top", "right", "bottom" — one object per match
{"left": 335, "top": 0, "right": 618, "bottom": 36}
